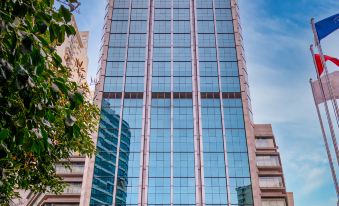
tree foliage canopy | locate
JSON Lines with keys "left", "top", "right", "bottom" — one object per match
{"left": 0, "top": 0, "right": 99, "bottom": 204}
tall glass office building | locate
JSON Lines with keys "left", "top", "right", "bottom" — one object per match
{"left": 80, "top": 0, "right": 293, "bottom": 206}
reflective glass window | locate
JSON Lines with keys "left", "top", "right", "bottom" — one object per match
{"left": 155, "top": 9, "right": 171, "bottom": 20}
{"left": 173, "top": 62, "right": 192, "bottom": 76}
{"left": 197, "top": 9, "right": 214, "bottom": 21}
{"left": 215, "top": 9, "right": 232, "bottom": 21}
{"left": 153, "top": 48, "right": 171, "bottom": 61}
{"left": 219, "top": 47, "right": 237, "bottom": 61}
{"left": 125, "top": 77, "right": 144, "bottom": 92}
{"left": 104, "top": 77, "right": 123, "bottom": 92}
{"left": 131, "top": 9, "right": 148, "bottom": 20}
{"left": 173, "top": 9, "right": 190, "bottom": 20}
{"left": 106, "top": 62, "right": 124, "bottom": 77}
{"left": 129, "top": 34, "right": 146, "bottom": 47}
{"left": 154, "top": 21, "right": 171, "bottom": 33}
{"left": 200, "top": 77, "right": 219, "bottom": 92}
{"left": 198, "top": 21, "right": 215, "bottom": 33}
{"left": 128, "top": 47, "right": 146, "bottom": 61}
{"left": 174, "top": 21, "right": 191, "bottom": 33}
{"left": 218, "top": 34, "right": 235, "bottom": 47}
{"left": 220, "top": 61, "right": 239, "bottom": 76}
{"left": 126, "top": 62, "right": 144, "bottom": 76}
{"left": 109, "top": 34, "right": 127, "bottom": 47}
{"left": 108, "top": 47, "right": 126, "bottom": 61}
{"left": 153, "top": 62, "right": 171, "bottom": 76}
{"left": 198, "top": 34, "right": 215, "bottom": 47}
{"left": 130, "top": 21, "right": 147, "bottom": 33}
{"left": 112, "top": 9, "right": 129, "bottom": 20}
{"left": 173, "top": 34, "right": 191, "bottom": 47}
{"left": 111, "top": 21, "right": 128, "bottom": 33}
{"left": 154, "top": 34, "right": 171, "bottom": 47}
{"left": 217, "top": 21, "right": 234, "bottom": 33}
{"left": 199, "top": 62, "right": 218, "bottom": 77}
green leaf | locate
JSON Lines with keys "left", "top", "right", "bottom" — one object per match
{"left": 59, "top": 5, "right": 72, "bottom": 22}
{"left": 0, "top": 129, "right": 10, "bottom": 141}
{"left": 64, "top": 25, "right": 76, "bottom": 36}
{"left": 57, "top": 25, "right": 66, "bottom": 44}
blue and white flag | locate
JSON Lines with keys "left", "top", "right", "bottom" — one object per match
{"left": 315, "top": 13, "right": 339, "bottom": 41}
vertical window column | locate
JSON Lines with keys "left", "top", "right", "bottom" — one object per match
{"left": 173, "top": 99, "right": 196, "bottom": 205}
{"left": 148, "top": 98, "right": 171, "bottom": 205}
{"left": 111, "top": 0, "right": 132, "bottom": 205}
{"left": 90, "top": 99, "right": 121, "bottom": 206}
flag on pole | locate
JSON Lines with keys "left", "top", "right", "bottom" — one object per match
{"left": 315, "top": 13, "right": 339, "bottom": 41}
{"left": 312, "top": 71, "right": 339, "bottom": 104}
{"left": 315, "top": 54, "right": 339, "bottom": 75}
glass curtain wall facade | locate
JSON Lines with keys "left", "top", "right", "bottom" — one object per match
{"left": 90, "top": 0, "right": 253, "bottom": 205}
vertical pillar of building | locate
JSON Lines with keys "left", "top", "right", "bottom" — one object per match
{"left": 230, "top": 0, "right": 261, "bottom": 205}
{"left": 139, "top": 0, "right": 153, "bottom": 205}
{"left": 190, "top": 0, "right": 204, "bottom": 205}
{"left": 170, "top": 0, "right": 174, "bottom": 205}
{"left": 80, "top": 0, "right": 114, "bottom": 205}
{"left": 211, "top": 0, "right": 232, "bottom": 205}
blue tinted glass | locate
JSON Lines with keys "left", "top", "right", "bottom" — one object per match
{"left": 154, "top": 0, "right": 171, "bottom": 8}
{"left": 174, "top": 48, "right": 191, "bottom": 61}
{"left": 126, "top": 61, "right": 145, "bottom": 76}
{"left": 111, "top": 21, "right": 128, "bottom": 33}
{"left": 198, "top": 21, "right": 215, "bottom": 33}
{"left": 220, "top": 61, "right": 239, "bottom": 76}
{"left": 131, "top": 9, "right": 148, "bottom": 20}
{"left": 199, "top": 62, "right": 218, "bottom": 76}
{"left": 128, "top": 47, "right": 145, "bottom": 61}
{"left": 125, "top": 77, "right": 144, "bottom": 92}
{"left": 153, "top": 62, "right": 171, "bottom": 76}
{"left": 153, "top": 48, "right": 171, "bottom": 61}
{"left": 110, "top": 34, "right": 127, "bottom": 47}
{"left": 173, "top": 9, "right": 190, "bottom": 20}
{"left": 218, "top": 34, "right": 235, "bottom": 47}
{"left": 154, "top": 34, "right": 171, "bottom": 47}
{"left": 112, "top": 9, "right": 129, "bottom": 20}
{"left": 197, "top": 9, "right": 214, "bottom": 21}
{"left": 198, "top": 34, "right": 215, "bottom": 47}
{"left": 130, "top": 21, "right": 147, "bottom": 33}
{"left": 173, "top": 0, "right": 190, "bottom": 8}
{"left": 104, "top": 77, "right": 123, "bottom": 92}
{"left": 219, "top": 48, "right": 237, "bottom": 61}
{"left": 173, "top": 34, "right": 191, "bottom": 47}
{"left": 154, "top": 21, "right": 171, "bottom": 33}
{"left": 106, "top": 62, "right": 124, "bottom": 76}
{"left": 155, "top": 9, "right": 171, "bottom": 20}
{"left": 174, "top": 21, "right": 191, "bottom": 33}
{"left": 215, "top": 9, "right": 232, "bottom": 21}
{"left": 173, "top": 62, "right": 192, "bottom": 76}
{"left": 108, "top": 47, "right": 126, "bottom": 61}
{"left": 221, "top": 76, "right": 240, "bottom": 92}
{"left": 129, "top": 34, "right": 146, "bottom": 47}
{"left": 199, "top": 48, "right": 217, "bottom": 61}
{"left": 114, "top": 0, "right": 130, "bottom": 8}
{"left": 215, "top": 0, "right": 231, "bottom": 8}
{"left": 196, "top": 0, "right": 213, "bottom": 8}
{"left": 132, "top": 0, "right": 148, "bottom": 8}
{"left": 217, "top": 21, "right": 234, "bottom": 33}
{"left": 200, "top": 76, "right": 219, "bottom": 92}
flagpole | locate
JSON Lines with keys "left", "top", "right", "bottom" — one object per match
{"left": 310, "top": 45, "right": 339, "bottom": 164}
{"left": 310, "top": 78, "right": 339, "bottom": 201}
{"left": 311, "top": 18, "right": 339, "bottom": 127}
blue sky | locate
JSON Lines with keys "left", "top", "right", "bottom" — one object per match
{"left": 74, "top": 1, "right": 339, "bottom": 205}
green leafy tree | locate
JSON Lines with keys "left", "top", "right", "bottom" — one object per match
{"left": 0, "top": 0, "right": 99, "bottom": 204}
